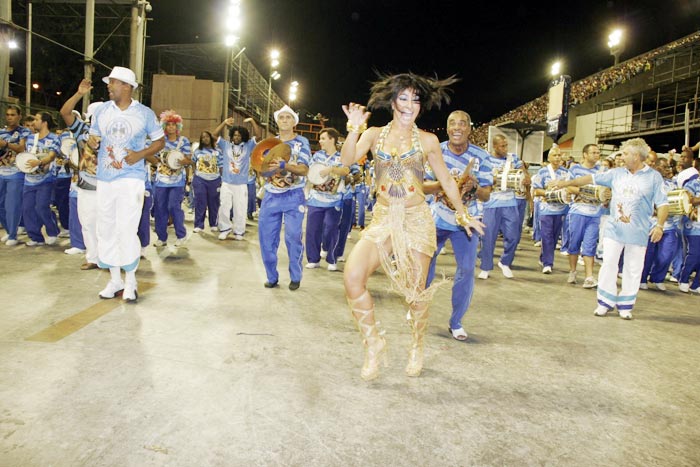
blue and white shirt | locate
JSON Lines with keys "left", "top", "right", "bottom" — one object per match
{"left": 682, "top": 178, "right": 700, "bottom": 236}
{"left": 593, "top": 165, "right": 667, "bottom": 246}
{"left": 88, "top": 99, "right": 164, "bottom": 182}
{"left": 264, "top": 135, "right": 311, "bottom": 194}
{"left": 155, "top": 136, "right": 191, "bottom": 187}
{"left": 307, "top": 150, "right": 345, "bottom": 208}
{"left": 534, "top": 165, "right": 571, "bottom": 215}
{"left": 483, "top": 153, "right": 523, "bottom": 209}
{"left": 218, "top": 137, "right": 255, "bottom": 185}
{"left": 428, "top": 142, "right": 493, "bottom": 231}
{"left": 24, "top": 133, "right": 60, "bottom": 186}
{"left": 568, "top": 163, "right": 604, "bottom": 218}
{"left": 192, "top": 147, "right": 222, "bottom": 181}
{"left": 0, "top": 125, "right": 33, "bottom": 180}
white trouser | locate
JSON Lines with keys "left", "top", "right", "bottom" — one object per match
{"left": 77, "top": 188, "right": 98, "bottom": 264}
{"left": 96, "top": 178, "right": 145, "bottom": 271}
{"left": 218, "top": 182, "right": 248, "bottom": 235}
{"left": 597, "top": 237, "right": 646, "bottom": 311}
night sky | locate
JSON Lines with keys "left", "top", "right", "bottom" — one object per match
{"left": 149, "top": 0, "right": 699, "bottom": 131}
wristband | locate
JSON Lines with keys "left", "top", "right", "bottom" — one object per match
{"left": 346, "top": 121, "right": 367, "bottom": 134}
{"left": 279, "top": 161, "right": 286, "bottom": 170}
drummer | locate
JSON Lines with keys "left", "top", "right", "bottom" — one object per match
{"left": 258, "top": 105, "right": 310, "bottom": 290}
{"left": 565, "top": 144, "right": 604, "bottom": 288}
{"left": 153, "top": 110, "right": 192, "bottom": 247}
{"left": 305, "top": 127, "right": 350, "bottom": 271}
{"left": 532, "top": 145, "right": 573, "bottom": 274}
{"left": 0, "top": 105, "right": 32, "bottom": 246}
{"left": 22, "top": 112, "right": 61, "bottom": 246}
{"left": 478, "top": 134, "right": 529, "bottom": 279}
{"left": 678, "top": 148, "right": 700, "bottom": 293}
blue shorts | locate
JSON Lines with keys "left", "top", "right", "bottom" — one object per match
{"left": 567, "top": 213, "right": 600, "bottom": 257}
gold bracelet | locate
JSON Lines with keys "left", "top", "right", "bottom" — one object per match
{"left": 346, "top": 121, "right": 367, "bottom": 134}
{"left": 455, "top": 212, "right": 472, "bottom": 227}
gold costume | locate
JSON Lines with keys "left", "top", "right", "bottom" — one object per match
{"left": 361, "top": 123, "right": 439, "bottom": 304}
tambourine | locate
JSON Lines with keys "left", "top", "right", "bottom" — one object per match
{"left": 260, "top": 143, "right": 291, "bottom": 175}
{"left": 15, "top": 152, "right": 39, "bottom": 174}
{"left": 61, "top": 137, "right": 81, "bottom": 169}
{"left": 166, "top": 150, "right": 186, "bottom": 170}
{"left": 307, "top": 162, "right": 330, "bottom": 185}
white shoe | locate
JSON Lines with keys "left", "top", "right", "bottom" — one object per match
{"left": 46, "top": 236, "right": 58, "bottom": 245}
{"left": 669, "top": 276, "right": 679, "bottom": 283}
{"left": 337, "top": 256, "right": 345, "bottom": 262}
{"left": 560, "top": 250, "right": 569, "bottom": 256}
{"left": 639, "top": 282, "right": 648, "bottom": 290}
{"left": 123, "top": 282, "right": 138, "bottom": 302}
{"left": 690, "top": 287, "right": 700, "bottom": 294}
{"left": 17, "top": 226, "right": 26, "bottom": 235}
{"left": 233, "top": 234, "right": 244, "bottom": 241}
{"left": 593, "top": 305, "right": 609, "bottom": 317}
{"left": 141, "top": 247, "right": 147, "bottom": 257}
{"left": 58, "top": 229, "right": 70, "bottom": 238}
{"left": 0, "top": 234, "right": 8, "bottom": 242}
{"left": 651, "top": 282, "right": 667, "bottom": 291}
{"left": 533, "top": 241, "right": 542, "bottom": 247}
{"left": 218, "top": 230, "right": 231, "bottom": 240}
{"left": 193, "top": 227, "right": 203, "bottom": 233}
{"left": 64, "top": 247, "right": 85, "bottom": 255}
{"left": 99, "top": 280, "right": 124, "bottom": 299}
{"left": 577, "top": 257, "right": 584, "bottom": 266}
{"left": 154, "top": 239, "right": 166, "bottom": 247}
{"left": 210, "top": 226, "right": 219, "bottom": 232}
{"left": 542, "top": 266, "right": 552, "bottom": 274}
{"left": 618, "top": 309, "right": 633, "bottom": 320}
{"left": 477, "top": 270, "right": 489, "bottom": 280}
{"left": 5, "top": 239, "right": 18, "bottom": 246}
{"left": 567, "top": 271, "right": 577, "bottom": 284}
{"left": 582, "top": 277, "right": 597, "bottom": 289}
{"left": 174, "top": 237, "right": 186, "bottom": 247}
{"left": 497, "top": 261, "right": 514, "bottom": 279}
{"left": 305, "top": 262, "right": 320, "bottom": 269}
{"left": 327, "top": 263, "right": 338, "bottom": 271}
{"left": 679, "top": 282, "right": 690, "bottom": 293}
{"left": 26, "top": 240, "right": 45, "bottom": 246}
{"left": 320, "top": 250, "right": 327, "bottom": 259}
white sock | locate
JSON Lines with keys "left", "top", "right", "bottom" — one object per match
{"left": 125, "top": 270, "right": 136, "bottom": 286}
{"left": 110, "top": 267, "right": 122, "bottom": 283}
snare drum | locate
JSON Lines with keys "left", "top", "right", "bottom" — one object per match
{"left": 667, "top": 189, "right": 692, "bottom": 216}
{"left": 307, "top": 162, "right": 329, "bottom": 186}
{"left": 15, "top": 152, "right": 39, "bottom": 174}
{"left": 578, "top": 184, "right": 611, "bottom": 204}
{"left": 493, "top": 169, "right": 526, "bottom": 195}
{"left": 544, "top": 188, "right": 571, "bottom": 205}
{"left": 166, "top": 150, "right": 185, "bottom": 170}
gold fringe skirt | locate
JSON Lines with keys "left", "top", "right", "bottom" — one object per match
{"left": 361, "top": 201, "right": 440, "bottom": 304}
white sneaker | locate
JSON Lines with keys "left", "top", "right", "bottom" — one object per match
{"left": 639, "top": 282, "right": 648, "bottom": 290}
{"left": 17, "top": 226, "right": 26, "bottom": 235}
{"left": 58, "top": 229, "right": 70, "bottom": 238}
{"left": 5, "top": 239, "right": 18, "bottom": 246}
{"left": 567, "top": 271, "right": 577, "bottom": 284}
{"left": 154, "top": 239, "right": 166, "bottom": 247}
{"left": 533, "top": 240, "right": 542, "bottom": 247}
{"left": 210, "top": 226, "right": 219, "bottom": 232}
{"left": 305, "top": 262, "right": 320, "bottom": 269}
{"left": 193, "top": 227, "right": 203, "bottom": 233}
{"left": 542, "top": 266, "right": 552, "bottom": 274}
{"left": 0, "top": 234, "right": 8, "bottom": 242}
{"left": 651, "top": 282, "right": 667, "bottom": 291}
{"left": 174, "top": 237, "right": 186, "bottom": 247}
{"left": 320, "top": 250, "right": 327, "bottom": 259}
{"left": 577, "top": 257, "right": 584, "bottom": 266}
{"left": 560, "top": 250, "right": 569, "bottom": 256}
{"left": 141, "top": 247, "right": 147, "bottom": 257}
{"left": 498, "top": 261, "right": 514, "bottom": 279}
{"left": 123, "top": 282, "right": 138, "bottom": 302}
{"left": 477, "top": 270, "right": 489, "bottom": 280}
{"left": 679, "top": 282, "right": 690, "bottom": 293}
{"left": 233, "top": 234, "right": 244, "bottom": 241}
{"left": 64, "top": 247, "right": 85, "bottom": 255}
{"left": 99, "top": 280, "right": 124, "bottom": 299}
{"left": 690, "top": 287, "right": 700, "bottom": 294}
{"left": 582, "top": 277, "right": 597, "bottom": 289}
{"left": 46, "top": 236, "right": 58, "bottom": 245}
{"left": 594, "top": 305, "right": 609, "bottom": 317}
{"left": 618, "top": 309, "right": 633, "bottom": 320}
{"left": 218, "top": 230, "right": 231, "bottom": 240}
{"left": 327, "top": 263, "right": 338, "bottom": 271}
{"left": 669, "top": 276, "right": 679, "bottom": 283}
{"left": 337, "top": 256, "right": 345, "bottom": 262}
{"left": 26, "top": 240, "right": 45, "bottom": 246}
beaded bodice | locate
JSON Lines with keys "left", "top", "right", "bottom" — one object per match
{"left": 373, "top": 123, "right": 425, "bottom": 200}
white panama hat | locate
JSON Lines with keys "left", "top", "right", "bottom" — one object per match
{"left": 102, "top": 66, "right": 139, "bottom": 89}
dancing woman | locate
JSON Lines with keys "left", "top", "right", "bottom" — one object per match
{"left": 340, "top": 73, "right": 484, "bottom": 380}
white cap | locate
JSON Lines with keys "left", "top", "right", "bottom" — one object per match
{"left": 273, "top": 105, "right": 299, "bottom": 125}
{"left": 102, "top": 66, "right": 138, "bottom": 89}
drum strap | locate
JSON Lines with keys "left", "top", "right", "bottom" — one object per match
{"left": 30, "top": 133, "right": 39, "bottom": 154}
{"left": 501, "top": 155, "right": 512, "bottom": 191}
{"left": 175, "top": 137, "right": 183, "bottom": 151}
{"left": 547, "top": 163, "right": 556, "bottom": 182}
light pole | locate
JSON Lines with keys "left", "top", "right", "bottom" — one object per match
{"left": 608, "top": 29, "right": 624, "bottom": 66}
{"left": 222, "top": 0, "right": 242, "bottom": 121}
{"left": 264, "top": 49, "right": 280, "bottom": 127}
{"left": 289, "top": 80, "right": 298, "bottom": 104}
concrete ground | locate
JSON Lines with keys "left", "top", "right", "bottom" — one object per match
{"left": 1, "top": 215, "right": 699, "bottom": 467}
